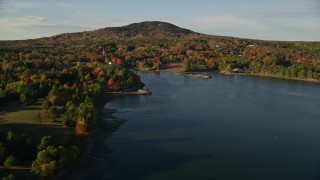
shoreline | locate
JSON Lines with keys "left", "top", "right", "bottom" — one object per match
{"left": 62, "top": 81, "right": 150, "bottom": 179}
{"left": 62, "top": 96, "right": 126, "bottom": 179}
{"left": 159, "top": 63, "right": 183, "bottom": 72}
{"left": 236, "top": 72, "right": 320, "bottom": 83}
{"left": 157, "top": 63, "right": 320, "bottom": 83}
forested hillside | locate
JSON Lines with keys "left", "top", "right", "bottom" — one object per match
{"left": 1, "top": 21, "right": 320, "bottom": 79}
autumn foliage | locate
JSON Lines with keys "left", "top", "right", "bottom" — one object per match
{"left": 91, "top": 67, "right": 102, "bottom": 77}
{"left": 111, "top": 57, "right": 123, "bottom": 65}
{"left": 75, "top": 123, "right": 89, "bottom": 137}
{"left": 153, "top": 57, "right": 160, "bottom": 70}
{"left": 108, "top": 77, "right": 121, "bottom": 91}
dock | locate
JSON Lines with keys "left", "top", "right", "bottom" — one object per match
{"left": 104, "top": 88, "right": 152, "bottom": 96}
{"left": 186, "top": 73, "right": 212, "bottom": 79}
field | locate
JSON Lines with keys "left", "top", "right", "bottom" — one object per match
{"left": 0, "top": 101, "right": 74, "bottom": 144}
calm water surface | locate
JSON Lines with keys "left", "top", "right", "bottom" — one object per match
{"left": 91, "top": 72, "right": 320, "bottom": 180}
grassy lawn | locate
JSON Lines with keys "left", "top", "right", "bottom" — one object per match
{"left": 0, "top": 101, "right": 74, "bottom": 144}
{"left": 0, "top": 101, "right": 51, "bottom": 124}
{"left": 0, "top": 101, "right": 77, "bottom": 178}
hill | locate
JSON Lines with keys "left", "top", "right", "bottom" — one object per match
{"left": 93, "top": 21, "right": 196, "bottom": 37}
{"left": 0, "top": 21, "right": 198, "bottom": 47}
{"left": 0, "top": 21, "right": 320, "bottom": 80}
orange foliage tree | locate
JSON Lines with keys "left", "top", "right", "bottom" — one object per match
{"left": 75, "top": 122, "right": 89, "bottom": 137}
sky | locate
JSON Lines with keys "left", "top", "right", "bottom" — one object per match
{"left": 0, "top": 0, "right": 319, "bottom": 41}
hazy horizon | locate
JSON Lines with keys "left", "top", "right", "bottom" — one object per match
{"left": 0, "top": 0, "right": 319, "bottom": 41}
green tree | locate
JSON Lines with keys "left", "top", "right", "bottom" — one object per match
{"left": 307, "top": 69, "right": 313, "bottom": 78}
{"left": 298, "top": 69, "right": 306, "bottom": 79}
{"left": 63, "top": 104, "right": 77, "bottom": 127}
{"left": 19, "top": 92, "right": 36, "bottom": 105}
{"left": 6, "top": 131, "right": 15, "bottom": 142}
{"left": 39, "top": 161, "right": 56, "bottom": 177}
{"left": 182, "top": 59, "right": 190, "bottom": 71}
{"left": 19, "top": 52, "right": 25, "bottom": 61}
{"left": 76, "top": 97, "right": 99, "bottom": 129}
{"left": 31, "top": 146, "right": 78, "bottom": 178}
{"left": 3, "top": 155, "right": 17, "bottom": 167}
{"left": 48, "top": 106, "right": 59, "bottom": 120}
{"left": 88, "top": 83, "right": 102, "bottom": 98}
{"left": 37, "top": 136, "right": 53, "bottom": 151}
{"left": 42, "top": 100, "right": 52, "bottom": 111}
{"left": 31, "top": 146, "right": 58, "bottom": 177}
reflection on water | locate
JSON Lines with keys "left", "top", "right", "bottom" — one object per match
{"left": 87, "top": 72, "right": 320, "bottom": 180}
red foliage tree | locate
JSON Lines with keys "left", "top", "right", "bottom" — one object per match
{"left": 153, "top": 57, "right": 160, "bottom": 70}
{"left": 116, "top": 58, "right": 122, "bottom": 65}
{"left": 92, "top": 67, "right": 102, "bottom": 78}
{"left": 71, "top": 82, "right": 79, "bottom": 89}
{"left": 208, "top": 58, "right": 215, "bottom": 64}
{"left": 262, "top": 56, "right": 269, "bottom": 63}
{"left": 111, "top": 57, "right": 123, "bottom": 65}
{"left": 108, "top": 78, "right": 121, "bottom": 91}
{"left": 249, "top": 55, "right": 257, "bottom": 60}
{"left": 24, "top": 77, "right": 31, "bottom": 82}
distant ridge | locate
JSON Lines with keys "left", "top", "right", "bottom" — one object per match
{"left": 1, "top": 21, "right": 319, "bottom": 47}
{"left": 0, "top": 21, "right": 200, "bottom": 46}
{"left": 92, "top": 21, "right": 197, "bottom": 37}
